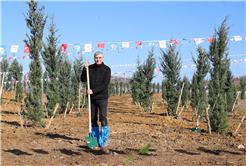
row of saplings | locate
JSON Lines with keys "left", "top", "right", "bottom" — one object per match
{"left": 129, "top": 16, "right": 246, "bottom": 135}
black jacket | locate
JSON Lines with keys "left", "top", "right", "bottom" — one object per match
{"left": 81, "top": 62, "right": 111, "bottom": 100}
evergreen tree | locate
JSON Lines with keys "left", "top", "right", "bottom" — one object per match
{"left": 159, "top": 39, "right": 181, "bottom": 116}
{"left": 191, "top": 46, "right": 210, "bottom": 116}
{"left": 23, "top": 0, "right": 48, "bottom": 126}
{"left": 240, "top": 78, "right": 246, "bottom": 100}
{"left": 157, "top": 82, "right": 160, "bottom": 93}
{"left": 0, "top": 54, "right": 9, "bottom": 91}
{"left": 130, "top": 56, "right": 145, "bottom": 105}
{"left": 70, "top": 54, "right": 84, "bottom": 111}
{"left": 58, "top": 55, "right": 72, "bottom": 113}
{"left": 208, "top": 17, "right": 230, "bottom": 134}
{"left": 9, "top": 57, "right": 23, "bottom": 100}
{"left": 42, "top": 70, "right": 48, "bottom": 94}
{"left": 108, "top": 79, "right": 115, "bottom": 97}
{"left": 41, "top": 15, "right": 63, "bottom": 116}
{"left": 181, "top": 75, "right": 190, "bottom": 106}
{"left": 191, "top": 73, "right": 198, "bottom": 109}
{"left": 123, "top": 82, "right": 126, "bottom": 95}
{"left": 162, "top": 78, "right": 167, "bottom": 101}
{"left": 224, "top": 69, "right": 236, "bottom": 111}
{"left": 127, "top": 82, "right": 129, "bottom": 94}
{"left": 120, "top": 81, "right": 123, "bottom": 96}
{"left": 152, "top": 83, "right": 156, "bottom": 93}
{"left": 115, "top": 79, "right": 119, "bottom": 95}
{"left": 141, "top": 47, "right": 156, "bottom": 111}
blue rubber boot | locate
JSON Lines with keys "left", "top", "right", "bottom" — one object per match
{"left": 91, "top": 125, "right": 99, "bottom": 141}
{"left": 99, "top": 126, "right": 109, "bottom": 148}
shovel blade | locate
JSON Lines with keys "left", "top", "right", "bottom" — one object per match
{"left": 85, "top": 133, "right": 98, "bottom": 148}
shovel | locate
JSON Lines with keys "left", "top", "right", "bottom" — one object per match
{"left": 85, "top": 66, "right": 98, "bottom": 148}
{"left": 192, "top": 87, "right": 206, "bottom": 133}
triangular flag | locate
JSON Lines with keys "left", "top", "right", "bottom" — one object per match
{"left": 111, "top": 43, "right": 117, "bottom": 50}
{"left": 136, "top": 46, "right": 138, "bottom": 49}
{"left": 8, "top": 57, "right": 12, "bottom": 61}
{"left": 13, "top": 57, "right": 16, "bottom": 60}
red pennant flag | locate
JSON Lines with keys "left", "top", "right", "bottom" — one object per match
{"left": 114, "top": 72, "right": 117, "bottom": 75}
{"left": 135, "top": 41, "right": 142, "bottom": 45}
{"left": 171, "top": 40, "right": 178, "bottom": 45}
{"left": 24, "top": 45, "right": 31, "bottom": 53}
{"left": 78, "top": 52, "right": 81, "bottom": 54}
{"left": 106, "top": 49, "right": 109, "bottom": 51}
{"left": 121, "top": 48, "right": 124, "bottom": 49}
{"left": 187, "top": 65, "right": 191, "bottom": 67}
{"left": 157, "top": 68, "right": 160, "bottom": 71}
{"left": 22, "top": 56, "right": 26, "bottom": 60}
{"left": 8, "top": 57, "right": 12, "bottom": 61}
{"left": 136, "top": 46, "right": 138, "bottom": 49}
{"left": 98, "top": 43, "right": 105, "bottom": 48}
{"left": 60, "top": 44, "right": 68, "bottom": 52}
{"left": 63, "top": 53, "right": 66, "bottom": 56}
{"left": 24, "top": 80, "right": 27, "bottom": 83}
{"left": 123, "top": 73, "right": 125, "bottom": 76}
{"left": 92, "top": 50, "right": 95, "bottom": 52}
{"left": 49, "top": 78, "right": 51, "bottom": 81}
{"left": 12, "top": 81, "right": 15, "bottom": 84}
{"left": 207, "top": 37, "right": 215, "bottom": 43}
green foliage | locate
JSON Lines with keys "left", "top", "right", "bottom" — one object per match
{"left": 191, "top": 73, "right": 198, "bottom": 109}
{"left": 123, "top": 82, "right": 126, "bottom": 95}
{"left": 131, "top": 48, "right": 156, "bottom": 112}
{"left": 240, "top": 78, "right": 246, "bottom": 100}
{"left": 23, "top": 0, "right": 48, "bottom": 126}
{"left": 9, "top": 57, "right": 23, "bottom": 100}
{"left": 224, "top": 70, "right": 236, "bottom": 111}
{"left": 159, "top": 39, "right": 181, "bottom": 116}
{"left": 152, "top": 82, "right": 156, "bottom": 93}
{"left": 181, "top": 75, "right": 190, "bottom": 106}
{"left": 71, "top": 54, "right": 84, "bottom": 110}
{"left": 157, "top": 82, "right": 160, "bottom": 93}
{"left": 120, "top": 81, "right": 123, "bottom": 96}
{"left": 124, "top": 142, "right": 152, "bottom": 165}
{"left": 191, "top": 46, "right": 210, "bottom": 116}
{"left": 42, "top": 70, "right": 48, "bottom": 94}
{"left": 208, "top": 17, "right": 230, "bottom": 134}
{"left": 108, "top": 79, "right": 115, "bottom": 97}
{"left": 115, "top": 79, "right": 119, "bottom": 95}
{"left": 0, "top": 54, "right": 10, "bottom": 91}
{"left": 58, "top": 55, "right": 72, "bottom": 113}
{"left": 41, "top": 15, "right": 63, "bottom": 116}
{"left": 161, "top": 78, "right": 167, "bottom": 101}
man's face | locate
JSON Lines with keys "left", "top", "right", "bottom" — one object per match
{"left": 94, "top": 54, "right": 104, "bottom": 65}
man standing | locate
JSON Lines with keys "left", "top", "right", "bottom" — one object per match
{"left": 81, "top": 51, "right": 111, "bottom": 152}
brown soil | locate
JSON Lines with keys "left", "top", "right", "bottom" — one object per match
{"left": 1, "top": 92, "right": 246, "bottom": 166}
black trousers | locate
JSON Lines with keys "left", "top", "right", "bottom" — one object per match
{"left": 91, "top": 99, "right": 108, "bottom": 127}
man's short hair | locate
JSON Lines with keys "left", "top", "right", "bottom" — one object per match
{"left": 94, "top": 51, "right": 104, "bottom": 58}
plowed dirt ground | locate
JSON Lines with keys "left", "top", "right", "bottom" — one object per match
{"left": 1, "top": 92, "right": 246, "bottom": 166}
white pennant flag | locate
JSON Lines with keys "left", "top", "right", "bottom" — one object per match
{"left": 195, "top": 38, "right": 203, "bottom": 45}
{"left": 13, "top": 57, "right": 16, "bottom": 60}
{"left": 234, "top": 36, "right": 243, "bottom": 41}
{"left": 27, "top": 56, "right": 30, "bottom": 59}
{"left": 4, "top": 82, "right": 7, "bottom": 85}
{"left": 122, "top": 42, "right": 129, "bottom": 48}
{"left": 0, "top": 57, "right": 2, "bottom": 61}
{"left": 159, "top": 41, "right": 166, "bottom": 48}
{"left": 85, "top": 44, "right": 92, "bottom": 52}
{"left": 11, "top": 45, "right": 19, "bottom": 53}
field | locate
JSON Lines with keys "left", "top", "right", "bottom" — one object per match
{"left": 1, "top": 92, "right": 246, "bottom": 166}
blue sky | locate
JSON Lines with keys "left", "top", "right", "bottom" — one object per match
{"left": 1, "top": 1, "right": 245, "bottom": 83}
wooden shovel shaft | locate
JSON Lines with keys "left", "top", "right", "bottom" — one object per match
{"left": 196, "top": 87, "right": 206, "bottom": 127}
{"left": 86, "top": 67, "right": 91, "bottom": 133}
{"left": 176, "top": 83, "right": 185, "bottom": 115}
{"left": 234, "top": 115, "right": 245, "bottom": 135}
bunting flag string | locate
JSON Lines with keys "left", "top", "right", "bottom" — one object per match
{"left": 0, "top": 35, "right": 244, "bottom": 57}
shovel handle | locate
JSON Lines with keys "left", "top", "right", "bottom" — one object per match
{"left": 86, "top": 67, "right": 91, "bottom": 133}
